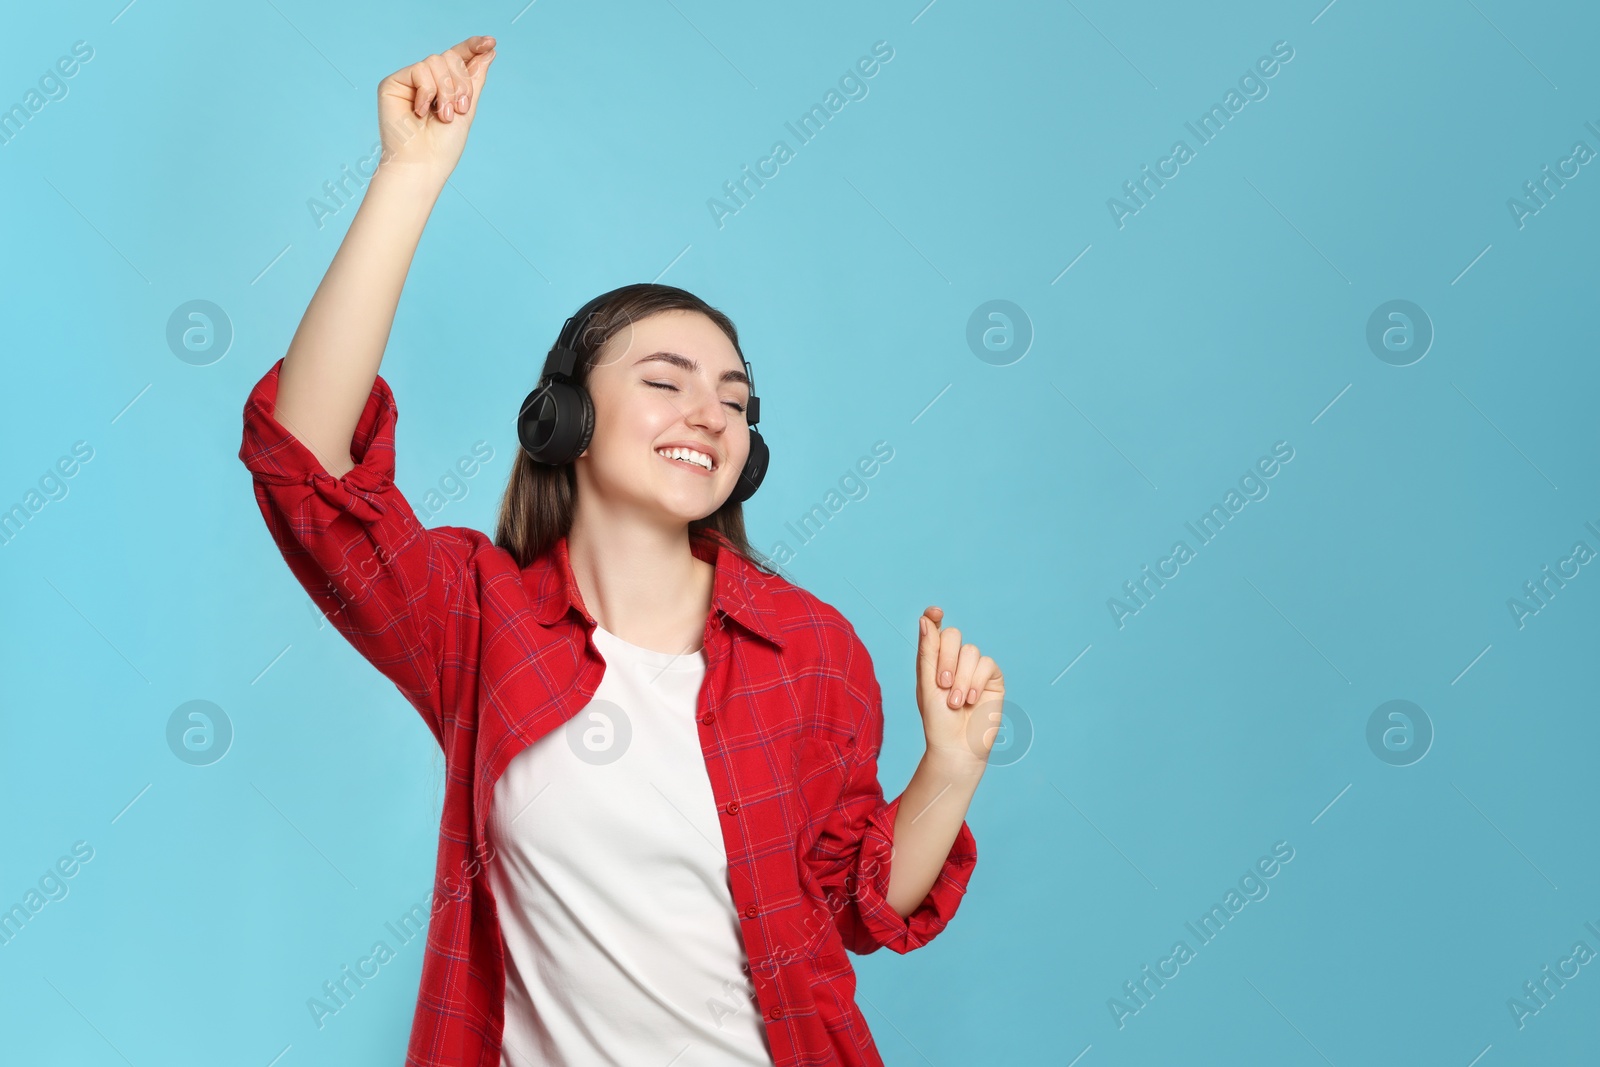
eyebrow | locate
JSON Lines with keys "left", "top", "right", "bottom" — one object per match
{"left": 635, "top": 351, "right": 750, "bottom": 388}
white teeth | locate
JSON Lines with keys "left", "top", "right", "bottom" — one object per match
{"left": 657, "top": 447, "right": 713, "bottom": 471}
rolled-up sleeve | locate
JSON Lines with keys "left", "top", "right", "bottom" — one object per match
{"left": 239, "top": 357, "right": 481, "bottom": 747}
{"left": 806, "top": 626, "right": 978, "bottom": 956}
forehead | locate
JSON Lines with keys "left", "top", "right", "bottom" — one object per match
{"left": 594, "top": 309, "right": 744, "bottom": 379}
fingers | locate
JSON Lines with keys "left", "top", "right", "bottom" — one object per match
{"left": 423, "top": 41, "right": 493, "bottom": 124}
{"left": 947, "top": 643, "right": 980, "bottom": 708}
{"left": 966, "top": 658, "right": 1004, "bottom": 749}
{"left": 937, "top": 624, "right": 962, "bottom": 689}
{"left": 916, "top": 610, "right": 941, "bottom": 693}
{"left": 919, "top": 607, "right": 968, "bottom": 709}
{"left": 972, "top": 656, "right": 1000, "bottom": 706}
{"left": 406, "top": 59, "right": 440, "bottom": 119}
{"left": 423, "top": 54, "right": 462, "bottom": 120}
{"left": 922, "top": 605, "right": 960, "bottom": 694}
{"left": 448, "top": 35, "right": 497, "bottom": 68}
{"left": 451, "top": 35, "right": 497, "bottom": 106}
{"left": 923, "top": 605, "right": 1000, "bottom": 710}
{"left": 469, "top": 43, "right": 497, "bottom": 94}
{"left": 387, "top": 37, "right": 496, "bottom": 124}
{"left": 440, "top": 48, "right": 474, "bottom": 114}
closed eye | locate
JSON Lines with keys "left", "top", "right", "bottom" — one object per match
{"left": 645, "top": 379, "right": 746, "bottom": 415}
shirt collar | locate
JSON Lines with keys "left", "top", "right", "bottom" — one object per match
{"left": 530, "top": 528, "right": 786, "bottom": 650}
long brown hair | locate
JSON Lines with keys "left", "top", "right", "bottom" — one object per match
{"left": 493, "top": 283, "right": 779, "bottom": 576}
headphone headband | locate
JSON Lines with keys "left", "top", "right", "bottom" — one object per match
{"left": 539, "top": 288, "right": 620, "bottom": 386}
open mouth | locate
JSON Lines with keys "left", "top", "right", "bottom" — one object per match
{"left": 656, "top": 447, "right": 716, "bottom": 474}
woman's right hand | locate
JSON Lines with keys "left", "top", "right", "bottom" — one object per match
{"left": 376, "top": 36, "right": 498, "bottom": 183}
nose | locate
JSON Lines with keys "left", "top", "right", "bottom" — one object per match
{"left": 682, "top": 381, "right": 729, "bottom": 434}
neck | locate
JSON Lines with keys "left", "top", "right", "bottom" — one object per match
{"left": 565, "top": 509, "right": 715, "bottom": 654}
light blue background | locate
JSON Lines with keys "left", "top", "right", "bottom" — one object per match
{"left": 2, "top": 1, "right": 1597, "bottom": 1064}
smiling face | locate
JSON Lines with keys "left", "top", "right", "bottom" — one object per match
{"left": 573, "top": 308, "right": 752, "bottom": 527}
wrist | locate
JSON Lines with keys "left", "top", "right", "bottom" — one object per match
{"left": 355, "top": 164, "right": 449, "bottom": 236}
{"left": 368, "top": 158, "right": 449, "bottom": 200}
{"left": 918, "top": 746, "right": 987, "bottom": 788}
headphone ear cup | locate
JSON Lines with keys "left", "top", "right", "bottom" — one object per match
{"left": 518, "top": 380, "right": 595, "bottom": 465}
{"left": 728, "top": 425, "right": 768, "bottom": 505}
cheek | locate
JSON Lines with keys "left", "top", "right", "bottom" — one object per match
{"left": 729, "top": 428, "right": 752, "bottom": 467}
{"left": 599, "top": 400, "right": 671, "bottom": 450}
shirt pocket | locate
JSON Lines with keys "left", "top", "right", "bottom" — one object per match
{"left": 791, "top": 734, "right": 854, "bottom": 827}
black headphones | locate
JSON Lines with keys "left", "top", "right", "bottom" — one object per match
{"left": 516, "top": 285, "right": 769, "bottom": 505}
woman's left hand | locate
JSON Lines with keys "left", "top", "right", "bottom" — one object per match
{"left": 916, "top": 606, "right": 1004, "bottom": 770}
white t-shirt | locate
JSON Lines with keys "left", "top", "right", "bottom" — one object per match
{"left": 488, "top": 623, "right": 777, "bottom": 1067}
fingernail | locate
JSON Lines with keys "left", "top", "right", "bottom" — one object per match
{"left": 457, "top": 94, "right": 468, "bottom": 110}
{"left": 940, "top": 670, "right": 951, "bottom": 686}
{"left": 968, "top": 688, "right": 979, "bottom": 704}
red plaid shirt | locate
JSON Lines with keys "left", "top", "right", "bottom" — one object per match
{"left": 239, "top": 357, "right": 978, "bottom": 1067}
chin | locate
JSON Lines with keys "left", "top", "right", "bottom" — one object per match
{"left": 654, "top": 492, "right": 726, "bottom": 524}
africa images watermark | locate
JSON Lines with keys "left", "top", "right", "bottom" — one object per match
{"left": 1108, "top": 840, "right": 1297, "bottom": 1029}
{"left": 306, "top": 894, "right": 431, "bottom": 1030}
{"left": 1505, "top": 516, "right": 1600, "bottom": 630}
{"left": 1107, "top": 40, "right": 1296, "bottom": 229}
{"left": 1107, "top": 441, "right": 1296, "bottom": 630}
{"left": 707, "top": 40, "right": 896, "bottom": 230}
{"left": 305, "top": 109, "right": 443, "bottom": 231}
{"left": 0, "top": 440, "right": 95, "bottom": 549}
{"left": 307, "top": 143, "right": 384, "bottom": 231}
{"left": 1507, "top": 918, "right": 1600, "bottom": 1032}
{"left": 0, "top": 40, "right": 96, "bottom": 148}
{"left": 762, "top": 440, "right": 895, "bottom": 570}
{"left": 1506, "top": 119, "right": 1600, "bottom": 230}
{"left": 306, "top": 843, "right": 495, "bottom": 1030}
{"left": 0, "top": 840, "right": 96, "bottom": 947}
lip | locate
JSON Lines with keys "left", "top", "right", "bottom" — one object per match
{"left": 655, "top": 443, "right": 719, "bottom": 475}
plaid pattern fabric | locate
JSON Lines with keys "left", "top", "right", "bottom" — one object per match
{"left": 239, "top": 357, "right": 977, "bottom": 1066}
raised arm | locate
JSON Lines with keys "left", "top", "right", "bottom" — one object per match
{"left": 239, "top": 38, "right": 500, "bottom": 747}
{"left": 272, "top": 36, "right": 498, "bottom": 477}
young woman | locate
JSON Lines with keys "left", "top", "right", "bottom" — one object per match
{"left": 240, "top": 36, "right": 1001, "bottom": 1067}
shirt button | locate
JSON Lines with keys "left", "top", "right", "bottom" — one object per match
{"left": 768, "top": 1006, "right": 783, "bottom": 1021}
{"left": 724, "top": 799, "right": 740, "bottom": 815}
{"left": 701, "top": 712, "right": 715, "bottom": 725}
{"left": 743, "top": 903, "right": 757, "bottom": 918}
